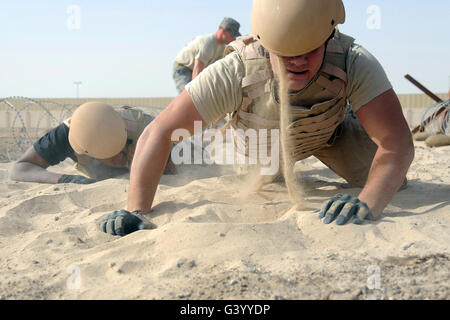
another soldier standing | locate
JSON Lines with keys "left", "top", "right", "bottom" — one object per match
{"left": 173, "top": 17, "right": 241, "bottom": 94}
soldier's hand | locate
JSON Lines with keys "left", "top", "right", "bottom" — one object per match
{"left": 58, "top": 174, "right": 97, "bottom": 184}
{"left": 317, "top": 194, "right": 374, "bottom": 225}
{"left": 99, "top": 210, "right": 156, "bottom": 237}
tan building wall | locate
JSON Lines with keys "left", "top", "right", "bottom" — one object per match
{"left": 1, "top": 94, "right": 448, "bottom": 135}
{"left": 0, "top": 97, "right": 173, "bottom": 112}
{"left": 33, "top": 97, "right": 174, "bottom": 109}
{"left": 397, "top": 93, "right": 448, "bottom": 109}
{"left": 1, "top": 94, "right": 447, "bottom": 111}
{"left": 1, "top": 94, "right": 448, "bottom": 161}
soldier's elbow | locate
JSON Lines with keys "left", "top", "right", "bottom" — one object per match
{"left": 9, "top": 162, "right": 24, "bottom": 182}
{"left": 138, "top": 120, "right": 173, "bottom": 149}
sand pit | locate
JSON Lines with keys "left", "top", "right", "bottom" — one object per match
{"left": 0, "top": 109, "right": 449, "bottom": 300}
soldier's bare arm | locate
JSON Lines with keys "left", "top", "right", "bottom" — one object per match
{"left": 192, "top": 59, "right": 205, "bottom": 79}
{"left": 127, "top": 90, "right": 207, "bottom": 214}
{"left": 356, "top": 89, "right": 415, "bottom": 218}
{"left": 9, "top": 146, "right": 62, "bottom": 184}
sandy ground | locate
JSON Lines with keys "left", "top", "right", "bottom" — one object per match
{"left": 0, "top": 117, "right": 449, "bottom": 300}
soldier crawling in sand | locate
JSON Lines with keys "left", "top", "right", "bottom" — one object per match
{"left": 173, "top": 17, "right": 241, "bottom": 94}
{"left": 99, "top": 0, "right": 415, "bottom": 236}
{"left": 9, "top": 102, "right": 176, "bottom": 185}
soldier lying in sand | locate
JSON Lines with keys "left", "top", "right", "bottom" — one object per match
{"left": 9, "top": 102, "right": 176, "bottom": 185}
{"left": 99, "top": 0, "right": 415, "bottom": 236}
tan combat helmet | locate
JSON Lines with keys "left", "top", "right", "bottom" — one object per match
{"left": 251, "top": 0, "right": 346, "bottom": 57}
{"left": 68, "top": 102, "right": 127, "bottom": 159}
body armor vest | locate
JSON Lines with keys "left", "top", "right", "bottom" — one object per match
{"left": 224, "top": 30, "right": 355, "bottom": 161}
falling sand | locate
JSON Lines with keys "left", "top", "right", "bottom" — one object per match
{"left": 277, "top": 57, "right": 304, "bottom": 208}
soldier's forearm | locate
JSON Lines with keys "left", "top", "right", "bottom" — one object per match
{"left": 9, "top": 162, "right": 62, "bottom": 184}
{"left": 127, "top": 124, "right": 172, "bottom": 214}
{"left": 192, "top": 59, "right": 205, "bottom": 79}
{"left": 358, "top": 145, "right": 414, "bottom": 219}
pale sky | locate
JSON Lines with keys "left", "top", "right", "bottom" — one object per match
{"left": 0, "top": 0, "right": 449, "bottom": 98}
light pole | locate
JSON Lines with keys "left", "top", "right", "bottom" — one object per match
{"left": 73, "top": 81, "right": 82, "bottom": 99}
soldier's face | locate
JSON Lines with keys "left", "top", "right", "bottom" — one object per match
{"left": 223, "top": 30, "right": 236, "bottom": 44}
{"left": 101, "top": 147, "right": 128, "bottom": 168}
{"left": 219, "top": 29, "right": 236, "bottom": 44}
{"left": 270, "top": 44, "right": 326, "bottom": 91}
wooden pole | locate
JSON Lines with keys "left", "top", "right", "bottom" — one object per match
{"left": 404, "top": 74, "right": 447, "bottom": 134}
{"left": 404, "top": 74, "right": 443, "bottom": 103}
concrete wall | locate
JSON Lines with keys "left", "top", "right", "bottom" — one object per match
{"left": 397, "top": 93, "right": 448, "bottom": 109}
{"left": 0, "top": 97, "right": 173, "bottom": 111}
{"left": 1, "top": 94, "right": 447, "bottom": 162}
{"left": 1, "top": 94, "right": 447, "bottom": 111}
{"left": 1, "top": 94, "right": 448, "bottom": 137}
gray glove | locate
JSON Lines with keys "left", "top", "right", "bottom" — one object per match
{"left": 99, "top": 210, "right": 155, "bottom": 236}
{"left": 58, "top": 174, "right": 97, "bottom": 184}
{"left": 317, "top": 194, "right": 374, "bottom": 225}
